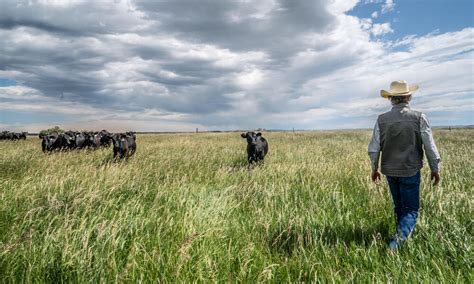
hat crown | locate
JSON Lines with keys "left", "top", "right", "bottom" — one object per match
{"left": 390, "top": 80, "right": 409, "bottom": 93}
{"left": 380, "top": 80, "right": 418, "bottom": 98}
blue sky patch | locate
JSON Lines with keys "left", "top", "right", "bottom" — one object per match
{"left": 350, "top": 0, "right": 474, "bottom": 41}
{"left": 0, "top": 78, "right": 17, "bottom": 87}
{"left": 0, "top": 110, "right": 69, "bottom": 125}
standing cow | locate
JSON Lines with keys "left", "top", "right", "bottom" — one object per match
{"left": 99, "top": 130, "right": 112, "bottom": 147}
{"left": 88, "top": 132, "right": 101, "bottom": 149}
{"left": 241, "top": 132, "right": 269, "bottom": 165}
{"left": 73, "top": 132, "right": 88, "bottom": 149}
{"left": 42, "top": 133, "right": 59, "bottom": 152}
{"left": 112, "top": 133, "right": 136, "bottom": 159}
{"left": 19, "top": 132, "right": 27, "bottom": 140}
{"left": 42, "top": 133, "right": 74, "bottom": 152}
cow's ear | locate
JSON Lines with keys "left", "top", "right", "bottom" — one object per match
{"left": 256, "top": 132, "right": 262, "bottom": 136}
{"left": 241, "top": 133, "right": 247, "bottom": 138}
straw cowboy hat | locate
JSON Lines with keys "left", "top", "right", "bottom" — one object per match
{"left": 380, "top": 80, "right": 419, "bottom": 98}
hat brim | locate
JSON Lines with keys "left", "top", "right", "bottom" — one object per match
{"left": 380, "top": 85, "right": 419, "bottom": 98}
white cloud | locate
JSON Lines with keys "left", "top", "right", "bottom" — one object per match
{"left": 381, "top": 0, "right": 395, "bottom": 13}
{"left": 371, "top": 23, "right": 394, "bottom": 36}
{"left": 236, "top": 69, "right": 264, "bottom": 89}
{"left": 0, "top": 0, "right": 472, "bottom": 131}
{"left": 296, "top": 27, "right": 474, "bottom": 127}
{"left": 371, "top": 11, "right": 378, "bottom": 18}
{"left": 360, "top": 18, "right": 373, "bottom": 30}
{"left": 364, "top": 0, "right": 384, "bottom": 3}
{"left": 327, "top": 0, "right": 359, "bottom": 14}
{"left": 0, "top": 85, "right": 40, "bottom": 98}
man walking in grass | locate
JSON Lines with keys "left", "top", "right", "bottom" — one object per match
{"left": 368, "top": 80, "right": 441, "bottom": 250}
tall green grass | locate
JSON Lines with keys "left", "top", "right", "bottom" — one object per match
{"left": 0, "top": 130, "right": 472, "bottom": 282}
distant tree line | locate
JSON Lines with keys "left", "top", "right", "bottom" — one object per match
{"left": 39, "top": 126, "right": 65, "bottom": 137}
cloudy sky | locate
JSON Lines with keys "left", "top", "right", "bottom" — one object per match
{"left": 0, "top": 0, "right": 473, "bottom": 132}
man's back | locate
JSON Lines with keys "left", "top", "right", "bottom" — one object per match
{"left": 378, "top": 103, "right": 423, "bottom": 177}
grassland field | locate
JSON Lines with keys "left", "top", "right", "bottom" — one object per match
{"left": 0, "top": 130, "right": 472, "bottom": 282}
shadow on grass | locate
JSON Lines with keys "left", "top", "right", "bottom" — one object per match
{"left": 0, "top": 158, "right": 34, "bottom": 180}
{"left": 268, "top": 222, "right": 390, "bottom": 255}
{"left": 42, "top": 250, "right": 78, "bottom": 282}
{"left": 99, "top": 155, "right": 133, "bottom": 167}
{"left": 220, "top": 157, "right": 250, "bottom": 173}
{"left": 99, "top": 155, "right": 116, "bottom": 167}
{"left": 225, "top": 156, "right": 269, "bottom": 173}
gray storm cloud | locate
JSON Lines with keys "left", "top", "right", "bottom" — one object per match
{"left": 0, "top": 0, "right": 472, "bottom": 131}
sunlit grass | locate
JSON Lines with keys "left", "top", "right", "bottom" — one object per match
{"left": 0, "top": 130, "right": 472, "bottom": 282}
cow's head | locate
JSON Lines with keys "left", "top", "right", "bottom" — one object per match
{"left": 99, "top": 131, "right": 112, "bottom": 145}
{"left": 126, "top": 131, "right": 136, "bottom": 140}
{"left": 43, "top": 133, "right": 58, "bottom": 149}
{"left": 241, "top": 132, "right": 262, "bottom": 145}
{"left": 112, "top": 133, "right": 127, "bottom": 150}
{"left": 62, "top": 133, "right": 75, "bottom": 146}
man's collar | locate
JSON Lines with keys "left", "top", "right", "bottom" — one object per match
{"left": 391, "top": 103, "right": 410, "bottom": 109}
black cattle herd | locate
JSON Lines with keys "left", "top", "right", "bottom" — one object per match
{"left": 1, "top": 130, "right": 268, "bottom": 164}
{"left": 39, "top": 130, "right": 137, "bottom": 159}
{"left": 0, "top": 131, "right": 28, "bottom": 140}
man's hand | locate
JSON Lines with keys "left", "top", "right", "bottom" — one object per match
{"left": 371, "top": 170, "right": 381, "bottom": 183}
{"left": 431, "top": 172, "right": 440, "bottom": 186}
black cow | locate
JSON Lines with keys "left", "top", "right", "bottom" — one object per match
{"left": 87, "top": 132, "right": 101, "bottom": 149}
{"left": 112, "top": 133, "right": 137, "bottom": 159}
{"left": 19, "top": 132, "right": 27, "bottom": 140}
{"left": 42, "top": 133, "right": 60, "bottom": 152}
{"left": 42, "top": 133, "right": 74, "bottom": 152}
{"left": 73, "top": 132, "right": 88, "bottom": 149}
{"left": 99, "top": 130, "right": 112, "bottom": 147}
{"left": 62, "top": 132, "right": 76, "bottom": 149}
{"left": 241, "top": 132, "right": 269, "bottom": 165}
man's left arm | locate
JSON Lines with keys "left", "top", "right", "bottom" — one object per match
{"left": 420, "top": 113, "right": 441, "bottom": 185}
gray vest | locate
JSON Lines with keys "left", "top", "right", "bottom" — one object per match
{"left": 378, "top": 104, "right": 423, "bottom": 177}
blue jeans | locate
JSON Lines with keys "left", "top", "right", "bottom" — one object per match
{"left": 386, "top": 171, "right": 421, "bottom": 240}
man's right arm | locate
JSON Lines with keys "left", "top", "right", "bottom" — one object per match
{"left": 368, "top": 120, "right": 381, "bottom": 182}
{"left": 368, "top": 120, "right": 381, "bottom": 170}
